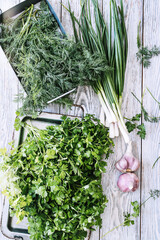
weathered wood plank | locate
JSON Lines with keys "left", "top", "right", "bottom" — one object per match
{"left": 0, "top": 0, "right": 20, "bottom": 12}
{"left": 0, "top": 47, "right": 19, "bottom": 149}
{"left": 141, "top": 1, "right": 160, "bottom": 240}
{"left": 0, "top": 45, "right": 19, "bottom": 232}
{"left": 0, "top": 2, "right": 21, "bottom": 237}
{"left": 100, "top": 1, "right": 142, "bottom": 239}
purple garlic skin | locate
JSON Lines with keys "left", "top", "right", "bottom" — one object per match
{"left": 115, "top": 155, "right": 140, "bottom": 173}
{"left": 117, "top": 173, "right": 139, "bottom": 192}
{"left": 115, "top": 142, "right": 140, "bottom": 173}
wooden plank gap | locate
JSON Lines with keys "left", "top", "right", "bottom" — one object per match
{"left": 60, "top": 0, "right": 62, "bottom": 23}
{"left": 140, "top": 0, "right": 145, "bottom": 239}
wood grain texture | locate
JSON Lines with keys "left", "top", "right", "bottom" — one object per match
{"left": 0, "top": 2, "right": 21, "bottom": 234}
{"left": 141, "top": 1, "right": 160, "bottom": 240}
{"left": 101, "top": 0, "right": 142, "bottom": 239}
{"left": 1, "top": 0, "right": 160, "bottom": 240}
{"left": 0, "top": 45, "right": 19, "bottom": 232}
{"left": 0, "top": 0, "right": 20, "bottom": 12}
{"left": 0, "top": 46, "right": 19, "bottom": 149}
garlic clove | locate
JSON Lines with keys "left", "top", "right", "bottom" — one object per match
{"left": 115, "top": 141, "right": 140, "bottom": 173}
{"left": 125, "top": 155, "right": 140, "bottom": 172}
{"left": 117, "top": 173, "right": 139, "bottom": 192}
{"left": 115, "top": 158, "right": 128, "bottom": 172}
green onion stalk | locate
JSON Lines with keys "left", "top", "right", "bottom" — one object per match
{"left": 67, "top": 0, "right": 130, "bottom": 144}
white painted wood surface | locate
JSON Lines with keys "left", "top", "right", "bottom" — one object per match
{"left": 141, "top": 1, "right": 160, "bottom": 240}
{"left": 0, "top": 0, "right": 160, "bottom": 240}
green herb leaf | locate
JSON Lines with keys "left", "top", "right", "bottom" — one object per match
{"left": 123, "top": 213, "right": 134, "bottom": 227}
{"left": 131, "top": 201, "right": 140, "bottom": 218}
{"left": 136, "top": 45, "right": 160, "bottom": 68}
{"left": 132, "top": 114, "right": 141, "bottom": 121}
{"left": 126, "top": 121, "right": 137, "bottom": 133}
{"left": 125, "top": 113, "right": 146, "bottom": 139}
{"left": 137, "top": 123, "right": 146, "bottom": 139}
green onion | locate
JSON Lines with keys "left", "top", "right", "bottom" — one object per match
{"left": 67, "top": 0, "right": 130, "bottom": 144}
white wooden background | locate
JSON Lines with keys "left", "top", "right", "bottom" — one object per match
{"left": 0, "top": 0, "right": 160, "bottom": 239}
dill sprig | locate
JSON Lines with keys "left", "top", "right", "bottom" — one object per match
{"left": 136, "top": 45, "right": 160, "bottom": 68}
{"left": 136, "top": 22, "right": 160, "bottom": 68}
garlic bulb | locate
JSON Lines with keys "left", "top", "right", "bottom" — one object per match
{"left": 115, "top": 141, "right": 140, "bottom": 173}
{"left": 117, "top": 173, "right": 139, "bottom": 192}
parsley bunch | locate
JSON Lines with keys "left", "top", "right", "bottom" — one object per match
{"left": 0, "top": 115, "right": 114, "bottom": 240}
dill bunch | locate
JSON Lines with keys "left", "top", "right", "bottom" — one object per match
{"left": 0, "top": 1, "right": 111, "bottom": 116}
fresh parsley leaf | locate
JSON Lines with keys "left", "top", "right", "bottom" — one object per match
{"left": 131, "top": 201, "right": 140, "bottom": 218}
{"left": 137, "top": 123, "right": 146, "bottom": 139}
{"left": 125, "top": 114, "right": 146, "bottom": 139}
{"left": 123, "top": 213, "right": 134, "bottom": 226}
{"left": 126, "top": 121, "right": 137, "bottom": 133}
{"left": 103, "top": 190, "right": 160, "bottom": 237}
{"left": 132, "top": 114, "right": 141, "bottom": 122}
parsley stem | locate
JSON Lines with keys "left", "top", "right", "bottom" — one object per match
{"left": 101, "top": 223, "right": 124, "bottom": 238}
{"left": 124, "top": 117, "right": 132, "bottom": 121}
